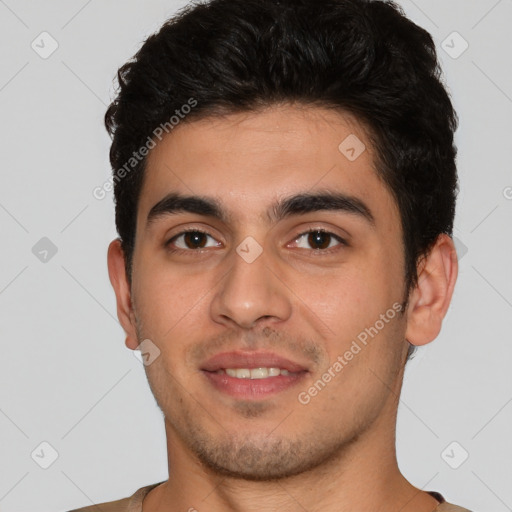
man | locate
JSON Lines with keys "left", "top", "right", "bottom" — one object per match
{"left": 71, "top": 0, "right": 472, "bottom": 510}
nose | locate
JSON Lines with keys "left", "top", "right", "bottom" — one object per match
{"left": 210, "top": 246, "right": 292, "bottom": 330}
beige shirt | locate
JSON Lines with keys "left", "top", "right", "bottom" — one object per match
{"left": 67, "top": 482, "right": 473, "bottom": 512}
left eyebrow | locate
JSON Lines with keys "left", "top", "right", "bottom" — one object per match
{"left": 145, "top": 190, "right": 375, "bottom": 228}
{"left": 269, "top": 190, "right": 375, "bottom": 227}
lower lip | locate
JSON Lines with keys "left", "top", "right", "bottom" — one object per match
{"left": 201, "top": 370, "right": 308, "bottom": 399}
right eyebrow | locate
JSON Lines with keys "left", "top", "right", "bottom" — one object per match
{"left": 146, "top": 193, "right": 229, "bottom": 228}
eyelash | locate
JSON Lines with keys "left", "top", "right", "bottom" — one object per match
{"left": 165, "top": 228, "right": 347, "bottom": 255}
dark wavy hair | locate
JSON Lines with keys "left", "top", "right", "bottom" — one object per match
{"left": 105, "top": 0, "right": 458, "bottom": 308}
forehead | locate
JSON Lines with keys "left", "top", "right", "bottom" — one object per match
{"left": 137, "top": 104, "right": 398, "bottom": 229}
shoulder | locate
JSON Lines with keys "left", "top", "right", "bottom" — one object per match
{"left": 66, "top": 482, "right": 165, "bottom": 512}
{"left": 428, "top": 491, "right": 473, "bottom": 512}
{"left": 67, "top": 496, "right": 131, "bottom": 512}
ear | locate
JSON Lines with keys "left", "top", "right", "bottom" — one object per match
{"left": 405, "top": 234, "right": 458, "bottom": 347}
{"left": 107, "top": 239, "right": 139, "bottom": 350}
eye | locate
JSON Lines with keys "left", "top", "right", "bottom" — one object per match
{"left": 290, "top": 229, "right": 346, "bottom": 251}
{"left": 167, "top": 230, "right": 222, "bottom": 251}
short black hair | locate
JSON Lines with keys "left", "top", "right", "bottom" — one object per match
{"left": 105, "top": 0, "right": 458, "bottom": 301}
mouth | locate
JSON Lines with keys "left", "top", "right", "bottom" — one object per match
{"left": 212, "top": 367, "right": 299, "bottom": 378}
{"left": 200, "top": 351, "right": 309, "bottom": 399}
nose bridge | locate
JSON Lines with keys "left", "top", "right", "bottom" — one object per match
{"left": 210, "top": 244, "right": 292, "bottom": 329}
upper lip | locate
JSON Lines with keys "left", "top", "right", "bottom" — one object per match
{"left": 201, "top": 351, "right": 309, "bottom": 373}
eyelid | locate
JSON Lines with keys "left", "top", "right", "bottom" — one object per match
{"left": 166, "top": 227, "right": 222, "bottom": 251}
{"left": 288, "top": 228, "right": 348, "bottom": 249}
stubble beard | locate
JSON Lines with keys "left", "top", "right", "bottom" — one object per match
{"left": 135, "top": 318, "right": 373, "bottom": 482}
{"left": 145, "top": 362, "right": 368, "bottom": 482}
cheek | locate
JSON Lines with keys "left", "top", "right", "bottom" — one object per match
{"left": 287, "top": 260, "right": 394, "bottom": 338}
{"left": 131, "top": 257, "right": 212, "bottom": 342}
{"left": 287, "top": 261, "right": 405, "bottom": 392}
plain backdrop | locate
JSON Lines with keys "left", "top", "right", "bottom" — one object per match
{"left": 0, "top": 1, "right": 511, "bottom": 511}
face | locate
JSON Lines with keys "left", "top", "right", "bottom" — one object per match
{"left": 126, "top": 104, "right": 410, "bottom": 480}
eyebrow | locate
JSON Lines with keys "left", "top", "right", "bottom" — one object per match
{"left": 146, "top": 191, "right": 375, "bottom": 228}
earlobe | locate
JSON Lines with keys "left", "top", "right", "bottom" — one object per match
{"left": 405, "top": 234, "right": 458, "bottom": 347}
{"left": 107, "top": 239, "right": 139, "bottom": 350}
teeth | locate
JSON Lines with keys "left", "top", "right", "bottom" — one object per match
{"left": 222, "top": 367, "right": 294, "bottom": 379}
{"left": 250, "top": 368, "right": 268, "bottom": 379}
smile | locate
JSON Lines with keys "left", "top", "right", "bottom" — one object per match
{"left": 215, "top": 367, "right": 299, "bottom": 379}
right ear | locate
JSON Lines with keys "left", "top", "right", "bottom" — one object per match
{"left": 107, "top": 239, "right": 139, "bottom": 350}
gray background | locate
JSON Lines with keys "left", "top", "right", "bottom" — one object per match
{"left": 0, "top": 1, "right": 511, "bottom": 511}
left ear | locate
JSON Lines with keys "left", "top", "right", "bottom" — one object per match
{"left": 405, "top": 233, "right": 458, "bottom": 347}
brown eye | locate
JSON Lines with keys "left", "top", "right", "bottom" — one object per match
{"left": 183, "top": 231, "right": 208, "bottom": 249}
{"left": 168, "top": 230, "right": 221, "bottom": 250}
{"left": 307, "top": 231, "right": 332, "bottom": 249}
{"left": 292, "top": 230, "right": 346, "bottom": 250}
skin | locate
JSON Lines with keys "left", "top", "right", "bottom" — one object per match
{"left": 108, "top": 104, "right": 458, "bottom": 512}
